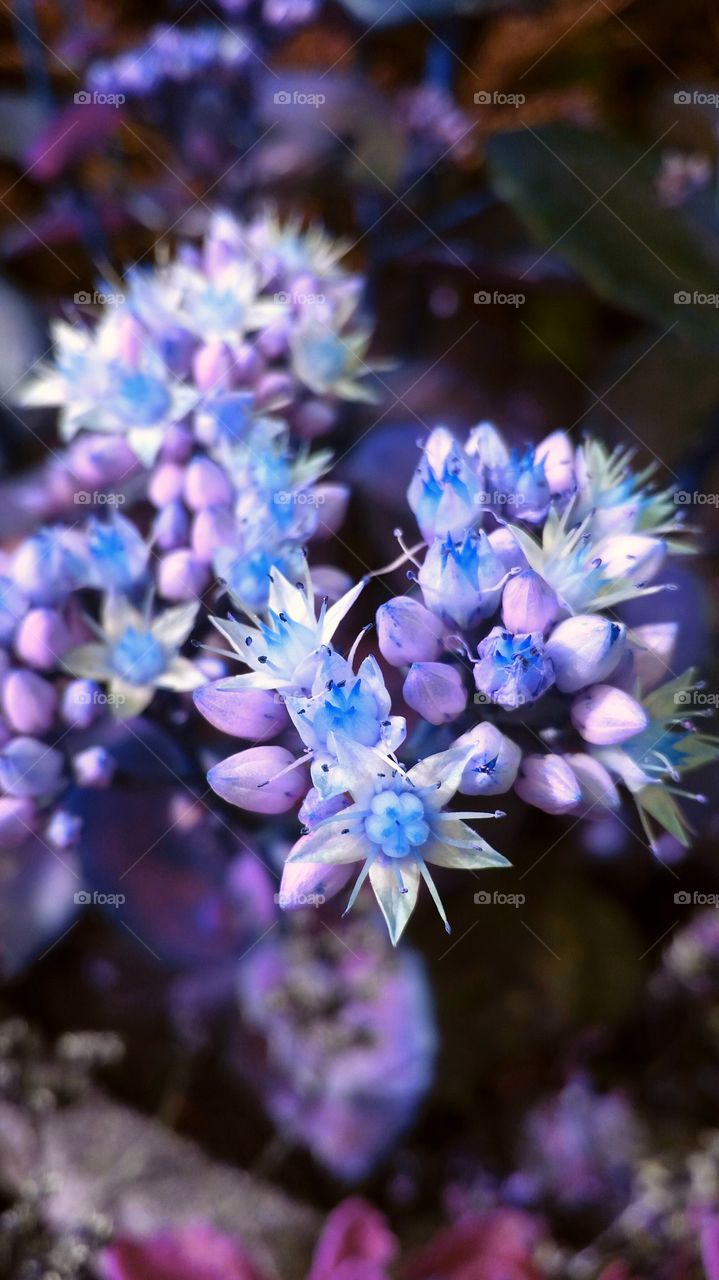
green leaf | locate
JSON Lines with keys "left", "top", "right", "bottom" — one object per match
{"left": 635, "top": 784, "right": 693, "bottom": 847}
{"left": 487, "top": 125, "right": 719, "bottom": 347}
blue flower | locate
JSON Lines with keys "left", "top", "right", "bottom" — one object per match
{"left": 284, "top": 736, "right": 509, "bottom": 944}
{"left": 85, "top": 512, "right": 149, "bottom": 591}
{"left": 473, "top": 627, "right": 555, "bottom": 710}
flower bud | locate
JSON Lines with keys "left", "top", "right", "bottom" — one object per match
{"left": 0, "top": 737, "right": 64, "bottom": 798}
{"left": 153, "top": 500, "right": 190, "bottom": 552}
{"left": 276, "top": 851, "right": 352, "bottom": 911}
{"left": 193, "top": 683, "right": 288, "bottom": 740}
{"left": 256, "top": 371, "right": 294, "bottom": 408}
{"left": 474, "top": 628, "right": 554, "bottom": 710}
{"left": 0, "top": 796, "right": 35, "bottom": 848}
{"left": 61, "top": 679, "right": 101, "bottom": 729}
{"left": 12, "top": 530, "right": 83, "bottom": 604}
{"left": 257, "top": 317, "right": 291, "bottom": 360}
{"left": 418, "top": 531, "right": 505, "bottom": 629}
{"left": 307, "top": 484, "right": 349, "bottom": 537}
{"left": 0, "top": 576, "right": 25, "bottom": 644}
{"left": 402, "top": 662, "right": 467, "bottom": 726}
{"left": 148, "top": 462, "right": 185, "bottom": 508}
{"left": 570, "top": 684, "right": 649, "bottom": 746}
{"left": 593, "top": 533, "right": 666, "bottom": 586}
{"left": 208, "top": 746, "right": 308, "bottom": 813}
{"left": 192, "top": 339, "right": 235, "bottom": 393}
{"left": 73, "top": 745, "right": 115, "bottom": 787}
{"left": 232, "top": 342, "right": 263, "bottom": 385}
{"left": 466, "top": 421, "right": 509, "bottom": 470}
{"left": 293, "top": 399, "right": 336, "bottom": 439}
{"left": 191, "top": 506, "right": 236, "bottom": 562}
{"left": 488, "top": 527, "right": 527, "bottom": 574}
{"left": 183, "top": 457, "right": 234, "bottom": 511}
{"left": 15, "top": 608, "right": 71, "bottom": 670}
{"left": 455, "top": 722, "right": 521, "bottom": 795}
{"left": 545, "top": 615, "right": 625, "bottom": 693}
{"left": 376, "top": 597, "right": 446, "bottom": 666}
{"left": 534, "top": 430, "right": 575, "bottom": 496}
{"left": 501, "top": 569, "right": 560, "bottom": 635}
{"left": 409, "top": 432, "right": 482, "bottom": 541}
{"left": 630, "top": 622, "right": 677, "bottom": 691}
{"left": 2, "top": 669, "right": 58, "bottom": 735}
{"left": 159, "top": 423, "right": 193, "bottom": 464}
{"left": 157, "top": 550, "right": 209, "bottom": 602}
{"left": 564, "top": 753, "right": 620, "bottom": 815}
{"left": 69, "top": 436, "right": 137, "bottom": 487}
{"left": 514, "top": 754, "right": 582, "bottom": 814}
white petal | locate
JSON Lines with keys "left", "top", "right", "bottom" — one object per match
{"left": 369, "top": 856, "right": 419, "bottom": 945}
{"left": 320, "top": 577, "right": 365, "bottom": 644}
{"left": 152, "top": 601, "right": 199, "bottom": 648}
{"left": 287, "top": 820, "right": 367, "bottom": 866}
{"left": 425, "top": 820, "right": 511, "bottom": 869}
{"left": 63, "top": 643, "right": 111, "bottom": 680}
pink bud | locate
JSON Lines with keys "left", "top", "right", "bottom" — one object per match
{"left": 487, "top": 527, "right": 527, "bottom": 573}
{"left": 276, "top": 852, "right": 352, "bottom": 910}
{"left": 257, "top": 317, "right": 291, "bottom": 359}
{"left": 2, "top": 669, "right": 58, "bottom": 734}
{"left": 403, "top": 662, "right": 467, "bottom": 725}
{"left": 61, "top": 679, "right": 101, "bottom": 728}
{"left": 293, "top": 399, "right": 336, "bottom": 439}
{"left": 501, "top": 570, "right": 560, "bottom": 635}
{"left": 208, "top": 745, "right": 308, "bottom": 813}
{"left": 570, "top": 684, "right": 649, "bottom": 746}
{"left": 232, "top": 342, "right": 264, "bottom": 385}
{"left": 564, "top": 753, "right": 620, "bottom": 815}
{"left": 515, "top": 754, "right": 582, "bottom": 814}
{"left": 307, "top": 484, "right": 349, "bottom": 537}
{"left": 376, "top": 597, "right": 446, "bottom": 666}
{"left": 0, "top": 796, "right": 35, "bottom": 848}
{"left": 15, "top": 608, "right": 71, "bottom": 669}
{"left": 194, "top": 683, "right": 288, "bottom": 740}
{"left": 255, "top": 371, "right": 294, "bottom": 408}
{"left": 630, "top": 622, "right": 677, "bottom": 691}
{"left": 593, "top": 533, "right": 666, "bottom": 586}
{"left": 148, "top": 462, "right": 185, "bottom": 508}
{"left": 157, "top": 550, "right": 209, "bottom": 601}
{"left": 109, "top": 311, "right": 145, "bottom": 364}
{"left": 192, "top": 339, "right": 235, "bottom": 393}
{"left": 455, "top": 722, "right": 521, "bottom": 795}
{"left": 69, "top": 436, "right": 137, "bottom": 486}
{"left": 159, "top": 423, "right": 193, "bottom": 464}
{"left": 153, "top": 500, "right": 190, "bottom": 551}
{"left": 535, "top": 430, "right": 575, "bottom": 495}
{"left": 191, "top": 506, "right": 236, "bottom": 562}
{"left": 183, "top": 457, "right": 234, "bottom": 511}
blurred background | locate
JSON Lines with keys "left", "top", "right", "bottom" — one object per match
{"left": 1, "top": 2, "right": 719, "bottom": 1278}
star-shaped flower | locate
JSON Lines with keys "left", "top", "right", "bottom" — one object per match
{"left": 283, "top": 737, "right": 509, "bottom": 944}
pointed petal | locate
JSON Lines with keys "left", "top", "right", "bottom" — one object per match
{"left": 408, "top": 746, "right": 472, "bottom": 810}
{"left": 332, "top": 735, "right": 401, "bottom": 807}
{"left": 320, "top": 578, "right": 365, "bottom": 644}
{"left": 155, "top": 656, "right": 204, "bottom": 691}
{"left": 287, "top": 819, "right": 367, "bottom": 866}
{"left": 369, "top": 856, "right": 420, "bottom": 945}
{"left": 112, "top": 679, "right": 154, "bottom": 718}
{"left": 63, "top": 643, "right": 111, "bottom": 680}
{"left": 425, "top": 820, "right": 511, "bottom": 869}
{"left": 151, "top": 601, "right": 199, "bottom": 648}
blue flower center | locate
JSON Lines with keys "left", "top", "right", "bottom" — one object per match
{"left": 111, "top": 626, "right": 166, "bottom": 685}
{"left": 301, "top": 333, "right": 346, "bottom": 384}
{"left": 311, "top": 678, "right": 380, "bottom": 747}
{"left": 115, "top": 370, "right": 171, "bottom": 425}
{"left": 365, "top": 789, "right": 429, "bottom": 859}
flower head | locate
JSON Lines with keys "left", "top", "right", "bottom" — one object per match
{"left": 285, "top": 737, "right": 509, "bottom": 943}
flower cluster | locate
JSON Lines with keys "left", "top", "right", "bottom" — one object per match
{"left": 196, "top": 418, "right": 718, "bottom": 946}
